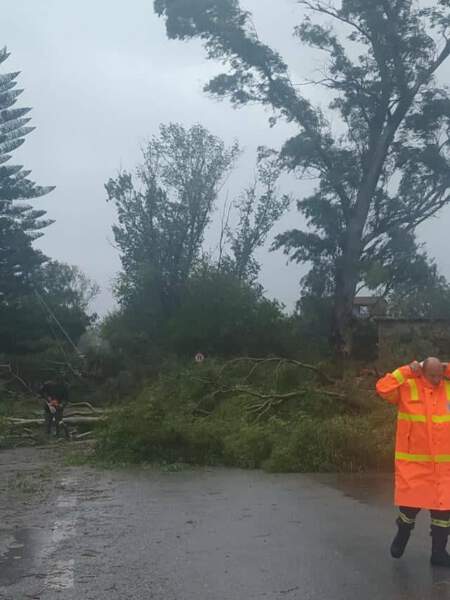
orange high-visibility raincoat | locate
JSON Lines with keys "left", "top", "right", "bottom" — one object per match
{"left": 376, "top": 364, "right": 450, "bottom": 510}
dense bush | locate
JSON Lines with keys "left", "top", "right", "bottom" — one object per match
{"left": 101, "top": 266, "right": 299, "bottom": 377}
{"left": 166, "top": 268, "right": 293, "bottom": 357}
{"left": 95, "top": 360, "right": 395, "bottom": 472}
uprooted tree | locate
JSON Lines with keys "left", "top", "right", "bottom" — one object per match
{"left": 154, "top": 0, "right": 450, "bottom": 357}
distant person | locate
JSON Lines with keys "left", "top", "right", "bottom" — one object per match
{"left": 376, "top": 358, "right": 450, "bottom": 567}
{"left": 40, "top": 380, "right": 69, "bottom": 439}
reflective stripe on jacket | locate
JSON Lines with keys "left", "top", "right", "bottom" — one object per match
{"left": 376, "top": 364, "right": 450, "bottom": 510}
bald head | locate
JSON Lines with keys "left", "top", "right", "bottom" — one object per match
{"left": 423, "top": 357, "right": 445, "bottom": 387}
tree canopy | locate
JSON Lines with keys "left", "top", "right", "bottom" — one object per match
{"left": 154, "top": 0, "right": 450, "bottom": 355}
{"left": 224, "top": 147, "right": 290, "bottom": 282}
{"left": 106, "top": 122, "right": 240, "bottom": 315}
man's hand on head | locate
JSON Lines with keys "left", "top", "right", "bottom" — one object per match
{"left": 410, "top": 361, "right": 422, "bottom": 375}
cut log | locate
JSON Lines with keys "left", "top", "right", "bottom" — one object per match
{"left": 68, "top": 402, "right": 102, "bottom": 413}
{"left": 73, "top": 431, "right": 94, "bottom": 440}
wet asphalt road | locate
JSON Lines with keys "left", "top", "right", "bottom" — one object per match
{"left": 1, "top": 447, "right": 450, "bottom": 599}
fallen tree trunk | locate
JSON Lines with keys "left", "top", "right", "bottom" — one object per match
{"left": 30, "top": 409, "right": 106, "bottom": 419}
{"left": 4, "top": 416, "right": 106, "bottom": 426}
{"left": 61, "top": 416, "right": 105, "bottom": 424}
{"left": 68, "top": 402, "right": 103, "bottom": 413}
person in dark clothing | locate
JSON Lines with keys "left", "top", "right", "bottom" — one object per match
{"left": 40, "top": 381, "right": 69, "bottom": 438}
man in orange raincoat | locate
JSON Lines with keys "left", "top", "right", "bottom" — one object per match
{"left": 376, "top": 358, "right": 450, "bottom": 567}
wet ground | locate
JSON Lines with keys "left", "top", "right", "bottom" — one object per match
{"left": 1, "top": 447, "right": 450, "bottom": 599}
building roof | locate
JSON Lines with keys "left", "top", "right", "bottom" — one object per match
{"left": 353, "top": 296, "right": 387, "bottom": 306}
{"left": 375, "top": 317, "right": 450, "bottom": 323}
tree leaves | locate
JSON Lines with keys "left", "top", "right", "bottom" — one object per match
{"left": 106, "top": 122, "right": 239, "bottom": 313}
{"left": 154, "top": 1, "right": 450, "bottom": 352}
{"left": 226, "top": 148, "right": 290, "bottom": 281}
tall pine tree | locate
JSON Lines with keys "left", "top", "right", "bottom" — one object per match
{"left": 0, "top": 46, "right": 53, "bottom": 305}
{"left": 0, "top": 46, "right": 56, "bottom": 359}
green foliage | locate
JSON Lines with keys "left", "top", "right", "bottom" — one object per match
{"left": 103, "top": 260, "right": 297, "bottom": 369}
{"left": 96, "top": 399, "right": 228, "bottom": 465}
{"left": 0, "top": 393, "right": 38, "bottom": 448}
{"left": 0, "top": 49, "right": 96, "bottom": 389}
{"left": 0, "top": 260, "right": 98, "bottom": 387}
{"left": 223, "top": 147, "right": 290, "bottom": 282}
{"left": 295, "top": 295, "right": 334, "bottom": 359}
{"left": 154, "top": 0, "right": 450, "bottom": 353}
{"left": 35, "top": 261, "right": 98, "bottom": 341}
{"left": 223, "top": 423, "right": 272, "bottom": 469}
{"left": 165, "top": 264, "right": 291, "bottom": 357}
{"left": 265, "top": 414, "right": 394, "bottom": 473}
{"left": 388, "top": 262, "right": 450, "bottom": 319}
{"left": 103, "top": 121, "right": 294, "bottom": 371}
{"left": 106, "top": 122, "right": 239, "bottom": 314}
{"left": 0, "top": 47, "right": 54, "bottom": 305}
{"left": 104, "top": 123, "right": 266, "bottom": 366}
{"left": 95, "top": 360, "right": 394, "bottom": 472}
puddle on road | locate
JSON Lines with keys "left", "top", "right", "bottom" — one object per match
{"left": 0, "top": 527, "right": 47, "bottom": 587}
{"left": 0, "top": 472, "right": 80, "bottom": 594}
{"left": 311, "top": 472, "right": 393, "bottom": 506}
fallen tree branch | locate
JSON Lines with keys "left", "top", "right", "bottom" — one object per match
{"left": 245, "top": 390, "right": 308, "bottom": 422}
{"left": 230, "top": 386, "right": 308, "bottom": 401}
{"left": 197, "top": 381, "right": 346, "bottom": 402}
{"left": 219, "top": 357, "right": 335, "bottom": 385}
{"left": 0, "top": 364, "right": 35, "bottom": 395}
{"left": 190, "top": 368, "right": 348, "bottom": 421}
{"left": 73, "top": 431, "right": 94, "bottom": 440}
{"left": 199, "top": 383, "right": 347, "bottom": 421}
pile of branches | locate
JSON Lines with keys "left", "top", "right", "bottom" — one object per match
{"left": 190, "top": 357, "right": 354, "bottom": 421}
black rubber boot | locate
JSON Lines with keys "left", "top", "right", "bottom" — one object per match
{"left": 390, "top": 518, "right": 414, "bottom": 559}
{"left": 431, "top": 526, "right": 450, "bottom": 567}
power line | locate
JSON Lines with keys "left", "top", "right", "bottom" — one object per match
{"left": 33, "top": 288, "right": 84, "bottom": 358}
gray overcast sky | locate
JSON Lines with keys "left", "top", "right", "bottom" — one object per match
{"left": 2, "top": 0, "right": 450, "bottom": 314}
